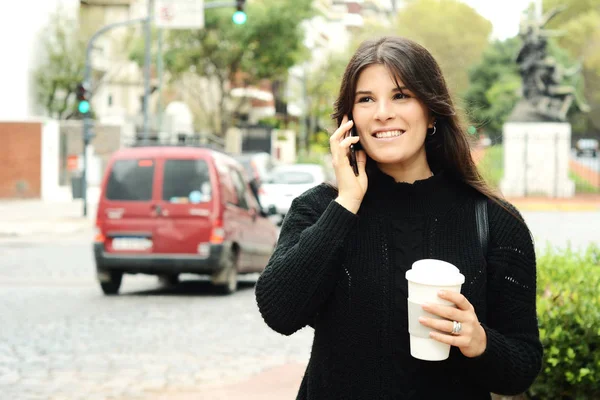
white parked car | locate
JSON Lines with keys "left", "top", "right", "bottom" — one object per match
{"left": 575, "top": 138, "right": 598, "bottom": 158}
{"left": 259, "top": 164, "right": 327, "bottom": 220}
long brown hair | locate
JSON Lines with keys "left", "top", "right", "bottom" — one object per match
{"left": 332, "top": 36, "right": 507, "bottom": 210}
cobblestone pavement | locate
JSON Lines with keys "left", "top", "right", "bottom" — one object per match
{"left": 0, "top": 233, "right": 312, "bottom": 400}
{"left": 1, "top": 209, "right": 597, "bottom": 399}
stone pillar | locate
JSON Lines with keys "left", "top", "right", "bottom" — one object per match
{"left": 500, "top": 122, "right": 574, "bottom": 198}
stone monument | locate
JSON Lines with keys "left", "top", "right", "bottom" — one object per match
{"left": 500, "top": 7, "right": 590, "bottom": 198}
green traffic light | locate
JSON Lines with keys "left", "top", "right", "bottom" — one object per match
{"left": 232, "top": 10, "right": 247, "bottom": 24}
{"left": 78, "top": 100, "right": 90, "bottom": 114}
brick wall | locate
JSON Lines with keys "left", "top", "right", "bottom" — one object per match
{"left": 0, "top": 122, "right": 42, "bottom": 198}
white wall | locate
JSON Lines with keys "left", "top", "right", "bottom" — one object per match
{"left": 0, "top": 0, "right": 79, "bottom": 120}
{"left": 272, "top": 130, "right": 296, "bottom": 164}
{"left": 500, "top": 122, "right": 575, "bottom": 198}
{"left": 91, "top": 5, "right": 146, "bottom": 124}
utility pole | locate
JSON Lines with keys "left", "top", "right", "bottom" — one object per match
{"left": 142, "top": 0, "right": 154, "bottom": 142}
{"left": 156, "top": 29, "right": 164, "bottom": 134}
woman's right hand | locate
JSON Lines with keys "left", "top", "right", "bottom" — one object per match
{"left": 330, "top": 115, "right": 368, "bottom": 214}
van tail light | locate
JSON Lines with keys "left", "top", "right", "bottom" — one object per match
{"left": 258, "top": 187, "right": 266, "bottom": 196}
{"left": 210, "top": 219, "right": 225, "bottom": 244}
{"left": 94, "top": 226, "right": 106, "bottom": 243}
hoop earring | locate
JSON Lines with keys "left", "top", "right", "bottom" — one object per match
{"left": 429, "top": 124, "right": 437, "bottom": 136}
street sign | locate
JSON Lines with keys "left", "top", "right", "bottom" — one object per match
{"left": 154, "top": 0, "right": 204, "bottom": 29}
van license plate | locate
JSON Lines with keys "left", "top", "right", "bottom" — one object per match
{"left": 112, "top": 238, "right": 153, "bottom": 251}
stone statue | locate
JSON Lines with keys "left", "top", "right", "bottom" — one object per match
{"left": 510, "top": 6, "right": 590, "bottom": 122}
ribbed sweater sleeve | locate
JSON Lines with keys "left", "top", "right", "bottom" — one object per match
{"left": 255, "top": 185, "right": 358, "bottom": 336}
{"left": 466, "top": 201, "right": 543, "bottom": 395}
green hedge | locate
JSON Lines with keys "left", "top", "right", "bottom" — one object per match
{"left": 477, "top": 144, "right": 504, "bottom": 189}
{"left": 528, "top": 244, "right": 600, "bottom": 399}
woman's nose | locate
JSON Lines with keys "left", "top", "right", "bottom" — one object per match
{"left": 374, "top": 101, "right": 395, "bottom": 121}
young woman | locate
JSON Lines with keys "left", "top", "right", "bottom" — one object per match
{"left": 255, "top": 36, "right": 542, "bottom": 399}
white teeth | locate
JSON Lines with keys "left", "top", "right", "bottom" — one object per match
{"left": 374, "top": 130, "right": 404, "bottom": 139}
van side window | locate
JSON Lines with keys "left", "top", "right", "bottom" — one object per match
{"left": 162, "top": 159, "right": 211, "bottom": 203}
{"left": 106, "top": 159, "right": 155, "bottom": 201}
{"left": 230, "top": 169, "right": 249, "bottom": 209}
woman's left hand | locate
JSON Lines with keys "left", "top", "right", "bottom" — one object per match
{"left": 419, "top": 291, "right": 487, "bottom": 358}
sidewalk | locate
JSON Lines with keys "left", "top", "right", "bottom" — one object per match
{"left": 507, "top": 193, "right": 600, "bottom": 211}
{"left": 0, "top": 197, "right": 95, "bottom": 238}
{"left": 146, "top": 362, "right": 523, "bottom": 400}
{"left": 147, "top": 363, "right": 306, "bottom": 400}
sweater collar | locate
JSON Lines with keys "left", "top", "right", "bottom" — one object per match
{"left": 365, "top": 166, "right": 467, "bottom": 217}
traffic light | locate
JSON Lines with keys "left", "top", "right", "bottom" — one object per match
{"left": 76, "top": 82, "right": 91, "bottom": 115}
{"left": 232, "top": 0, "right": 247, "bottom": 25}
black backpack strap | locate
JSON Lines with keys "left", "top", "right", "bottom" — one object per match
{"left": 476, "top": 198, "right": 489, "bottom": 258}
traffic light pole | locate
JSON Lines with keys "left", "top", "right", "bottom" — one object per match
{"left": 80, "top": 1, "right": 244, "bottom": 217}
{"left": 81, "top": 17, "right": 146, "bottom": 217}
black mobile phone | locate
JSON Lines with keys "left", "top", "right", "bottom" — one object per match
{"left": 348, "top": 113, "right": 361, "bottom": 176}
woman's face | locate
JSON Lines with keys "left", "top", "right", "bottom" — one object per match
{"left": 352, "top": 64, "right": 433, "bottom": 169}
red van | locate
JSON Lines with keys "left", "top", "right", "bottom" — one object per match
{"left": 93, "top": 146, "right": 279, "bottom": 295}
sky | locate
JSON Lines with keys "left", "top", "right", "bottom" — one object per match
{"left": 456, "top": 0, "right": 536, "bottom": 40}
{"left": 384, "top": 0, "right": 537, "bottom": 40}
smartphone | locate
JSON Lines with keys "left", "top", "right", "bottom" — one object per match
{"left": 348, "top": 113, "right": 361, "bottom": 176}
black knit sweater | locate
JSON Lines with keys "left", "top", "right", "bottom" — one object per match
{"left": 255, "top": 168, "right": 542, "bottom": 399}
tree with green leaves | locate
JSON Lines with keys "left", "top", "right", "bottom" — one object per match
{"left": 34, "top": 9, "right": 85, "bottom": 120}
{"left": 464, "top": 38, "right": 521, "bottom": 139}
{"left": 543, "top": 0, "right": 600, "bottom": 132}
{"left": 393, "top": 0, "right": 493, "bottom": 97}
{"left": 304, "top": 51, "right": 350, "bottom": 144}
{"left": 465, "top": 8, "right": 592, "bottom": 138}
{"left": 131, "top": 0, "right": 314, "bottom": 135}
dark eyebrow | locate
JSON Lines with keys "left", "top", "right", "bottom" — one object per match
{"left": 355, "top": 87, "right": 408, "bottom": 96}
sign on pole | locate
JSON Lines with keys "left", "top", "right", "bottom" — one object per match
{"left": 154, "top": 0, "right": 204, "bottom": 29}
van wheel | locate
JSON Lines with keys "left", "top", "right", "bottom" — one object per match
{"left": 158, "top": 273, "right": 179, "bottom": 286}
{"left": 217, "top": 250, "right": 238, "bottom": 295}
{"left": 99, "top": 271, "right": 123, "bottom": 296}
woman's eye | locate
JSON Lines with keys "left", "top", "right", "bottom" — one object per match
{"left": 394, "top": 93, "right": 410, "bottom": 100}
{"left": 357, "top": 96, "right": 373, "bottom": 103}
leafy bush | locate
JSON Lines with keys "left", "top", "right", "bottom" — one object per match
{"left": 568, "top": 171, "right": 598, "bottom": 194}
{"left": 478, "top": 144, "right": 504, "bottom": 189}
{"left": 528, "top": 244, "right": 600, "bottom": 399}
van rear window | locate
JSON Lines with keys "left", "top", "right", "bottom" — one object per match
{"left": 106, "top": 159, "right": 154, "bottom": 201}
{"left": 162, "top": 159, "right": 212, "bottom": 203}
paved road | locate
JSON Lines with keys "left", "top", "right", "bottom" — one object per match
{"left": 0, "top": 233, "right": 312, "bottom": 400}
{"left": 1, "top": 210, "right": 597, "bottom": 400}
{"left": 521, "top": 211, "right": 599, "bottom": 252}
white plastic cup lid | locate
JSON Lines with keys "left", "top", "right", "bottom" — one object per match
{"left": 405, "top": 259, "right": 465, "bottom": 286}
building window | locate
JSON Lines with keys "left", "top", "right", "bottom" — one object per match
{"left": 108, "top": 95, "right": 113, "bottom": 106}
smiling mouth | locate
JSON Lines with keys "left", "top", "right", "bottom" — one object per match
{"left": 373, "top": 130, "right": 405, "bottom": 139}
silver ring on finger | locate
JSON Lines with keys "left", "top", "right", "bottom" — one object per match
{"left": 451, "top": 321, "right": 462, "bottom": 335}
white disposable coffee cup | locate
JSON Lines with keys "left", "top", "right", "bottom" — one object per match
{"left": 405, "top": 259, "right": 465, "bottom": 361}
